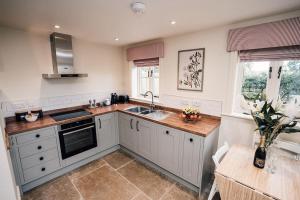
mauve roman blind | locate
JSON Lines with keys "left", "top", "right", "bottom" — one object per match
{"left": 227, "top": 17, "right": 300, "bottom": 61}
{"left": 127, "top": 42, "right": 164, "bottom": 67}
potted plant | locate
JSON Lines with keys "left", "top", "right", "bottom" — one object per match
{"left": 250, "top": 101, "right": 299, "bottom": 169}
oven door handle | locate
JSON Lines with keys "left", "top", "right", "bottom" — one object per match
{"left": 62, "top": 125, "right": 95, "bottom": 136}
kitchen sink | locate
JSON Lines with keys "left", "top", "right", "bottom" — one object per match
{"left": 126, "top": 106, "right": 171, "bottom": 120}
{"left": 140, "top": 110, "right": 155, "bottom": 115}
{"left": 126, "top": 106, "right": 150, "bottom": 113}
{"left": 144, "top": 110, "right": 171, "bottom": 120}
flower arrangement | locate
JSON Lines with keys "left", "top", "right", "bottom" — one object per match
{"left": 181, "top": 106, "right": 201, "bottom": 122}
{"left": 250, "top": 100, "right": 299, "bottom": 148}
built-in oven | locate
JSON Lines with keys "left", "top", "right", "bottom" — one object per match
{"left": 58, "top": 117, "right": 97, "bottom": 160}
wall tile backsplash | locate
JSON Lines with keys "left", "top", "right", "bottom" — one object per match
{"left": 0, "top": 91, "right": 124, "bottom": 117}
{"left": 160, "top": 94, "right": 222, "bottom": 117}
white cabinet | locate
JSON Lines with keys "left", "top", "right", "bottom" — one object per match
{"left": 95, "top": 113, "right": 118, "bottom": 151}
{"left": 119, "top": 113, "right": 138, "bottom": 152}
{"left": 157, "top": 126, "right": 184, "bottom": 176}
{"left": 136, "top": 119, "right": 157, "bottom": 162}
{"left": 119, "top": 113, "right": 157, "bottom": 162}
{"left": 181, "top": 133, "right": 203, "bottom": 186}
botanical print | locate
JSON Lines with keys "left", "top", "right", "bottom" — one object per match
{"left": 178, "top": 48, "right": 205, "bottom": 91}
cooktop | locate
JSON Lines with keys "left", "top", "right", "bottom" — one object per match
{"left": 50, "top": 109, "right": 92, "bottom": 122}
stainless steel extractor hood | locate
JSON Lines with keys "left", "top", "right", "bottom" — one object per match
{"left": 42, "top": 32, "right": 88, "bottom": 79}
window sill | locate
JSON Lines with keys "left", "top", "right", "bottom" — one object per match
{"left": 130, "top": 96, "right": 160, "bottom": 104}
{"left": 222, "top": 112, "right": 253, "bottom": 120}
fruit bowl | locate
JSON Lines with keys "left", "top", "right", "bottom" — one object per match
{"left": 180, "top": 107, "right": 202, "bottom": 123}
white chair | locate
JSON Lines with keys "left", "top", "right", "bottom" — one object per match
{"left": 208, "top": 142, "right": 229, "bottom": 200}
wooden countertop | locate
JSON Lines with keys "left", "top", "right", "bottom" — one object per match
{"left": 216, "top": 145, "right": 300, "bottom": 200}
{"left": 5, "top": 103, "right": 220, "bottom": 137}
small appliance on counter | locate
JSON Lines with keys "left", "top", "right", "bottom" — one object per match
{"left": 118, "top": 95, "right": 130, "bottom": 103}
{"left": 103, "top": 99, "right": 111, "bottom": 106}
{"left": 111, "top": 93, "right": 118, "bottom": 104}
{"left": 31, "top": 107, "right": 43, "bottom": 119}
{"left": 15, "top": 110, "right": 28, "bottom": 122}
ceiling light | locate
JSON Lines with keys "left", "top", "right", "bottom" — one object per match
{"left": 54, "top": 25, "right": 60, "bottom": 29}
{"left": 170, "top": 20, "right": 176, "bottom": 25}
{"left": 131, "top": 2, "right": 146, "bottom": 14}
{"left": 114, "top": 37, "right": 119, "bottom": 41}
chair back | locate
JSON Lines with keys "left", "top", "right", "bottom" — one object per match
{"left": 212, "top": 142, "right": 229, "bottom": 168}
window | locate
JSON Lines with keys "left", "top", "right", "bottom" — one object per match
{"left": 234, "top": 60, "right": 300, "bottom": 114}
{"left": 135, "top": 66, "right": 159, "bottom": 99}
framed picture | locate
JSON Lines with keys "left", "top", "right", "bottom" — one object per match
{"left": 177, "top": 48, "right": 205, "bottom": 91}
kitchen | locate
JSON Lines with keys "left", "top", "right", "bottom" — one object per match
{"left": 0, "top": 1, "right": 300, "bottom": 200}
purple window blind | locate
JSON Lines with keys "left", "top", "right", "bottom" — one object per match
{"left": 133, "top": 58, "right": 159, "bottom": 67}
{"left": 239, "top": 46, "right": 300, "bottom": 62}
{"left": 227, "top": 17, "right": 300, "bottom": 52}
{"left": 127, "top": 42, "right": 164, "bottom": 61}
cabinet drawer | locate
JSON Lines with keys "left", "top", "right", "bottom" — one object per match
{"left": 21, "top": 148, "right": 59, "bottom": 170}
{"left": 23, "top": 159, "right": 60, "bottom": 183}
{"left": 16, "top": 127, "right": 56, "bottom": 145}
{"left": 19, "top": 137, "right": 57, "bottom": 158}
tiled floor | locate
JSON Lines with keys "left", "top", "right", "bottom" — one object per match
{"left": 22, "top": 150, "right": 221, "bottom": 200}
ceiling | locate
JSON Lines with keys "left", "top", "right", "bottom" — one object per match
{"left": 0, "top": 0, "right": 300, "bottom": 46}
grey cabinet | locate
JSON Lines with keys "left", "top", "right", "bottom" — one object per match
{"left": 157, "top": 125, "right": 184, "bottom": 176}
{"left": 181, "top": 132, "right": 203, "bottom": 186}
{"left": 136, "top": 118, "right": 157, "bottom": 162}
{"left": 95, "top": 113, "right": 118, "bottom": 151}
{"left": 119, "top": 113, "right": 138, "bottom": 152}
{"left": 9, "top": 126, "right": 61, "bottom": 185}
{"left": 119, "top": 113, "right": 157, "bottom": 162}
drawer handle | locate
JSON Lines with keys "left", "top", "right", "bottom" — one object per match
{"left": 136, "top": 121, "right": 139, "bottom": 132}
{"left": 99, "top": 118, "right": 102, "bottom": 129}
{"left": 166, "top": 130, "right": 169, "bottom": 135}
{"left": 41, "top": 167, "right": 46, "bottom": 172}
{"left": 35, "top": 134, "right": 40, "bottom": 138}
{"left": 39, "top": 157, "right": 44, "bottom": 161}
{"left": 130, "top": 119, "right": 133, "bottom": 129}
{"left": 37, "top": 145, "right": 42, "bottom": 150}
{"left": 190, "top": 138, "right": 193, "bottom": 142}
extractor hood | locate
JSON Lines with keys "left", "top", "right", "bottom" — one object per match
{"left": 42, "top": 32, "right": 88, "bottom": 79}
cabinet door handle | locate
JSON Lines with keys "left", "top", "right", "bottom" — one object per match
{"left": 35, "top": 134, "right": 40, "bottom": 138}
{"left": 41, "top": 167, "right": 46, "bottom": 172}
{"left": 166, "top": 130, "right": 169, "bottom": 135}
{"left": 99, "top": 118, "right": 102, "bottom": 129}
{"left": 39, "top": 156, "right": 44, "bottom": 161}
{"left": 189, "top": 138, "right": 193, "bottom": 143}
{"left": 130, "top": 119, "right": 133, "bottom": 129}
{"left": 37, "top": 145, "right": 42, "bottom": 150}
{"left": 136, "top": 121, "right": 139, "bottom": 132}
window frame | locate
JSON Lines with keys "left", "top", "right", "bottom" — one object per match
{"left": 233, "top": 60, "right": 298, "bottom": 114}
{"left": 135, "top": 66, "right": 159, "bottom": 100}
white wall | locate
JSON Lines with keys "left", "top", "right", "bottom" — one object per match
{"left": 124, "top": 10, "right": 300, "bottom": 147}
{"left": 0, "top": 26, "right": 124, "bottom": 110}
{"left": 0, "top": 117, "right": 18, "bottom": 200}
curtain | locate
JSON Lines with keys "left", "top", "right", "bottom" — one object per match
{"left": 127, "top": 42, "right": 164, "bottom": 61}
{"left": 227, "top": 17, "right": 300, "bottom": 52}
{"left": 239, "top": 45, "right": 300, "bottom": 62}
{"left": 133, "top": 58, "right": 159, "bottom": 67}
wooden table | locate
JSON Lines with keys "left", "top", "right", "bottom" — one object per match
{"left": 215, "top": 145, "right": 300, "bottom": 200}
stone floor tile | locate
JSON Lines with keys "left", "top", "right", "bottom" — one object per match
{"left": 68, "top": 159, "right": 106, "bottom": 179}
{"left": 117, "top": 161, "right": 174, "bottom": 200}
{"left": 22, "top": 175, "right": 80, "bottom": 200}
{"left": 104, "top": 150, "right": 133, "bottom": 169}
{"left": 73, "top": 165, "right": 139, "bottom": 200}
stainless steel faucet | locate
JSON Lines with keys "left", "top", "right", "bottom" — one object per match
{"left": 143, "top": 91, "right": 155, "bottom": 111}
